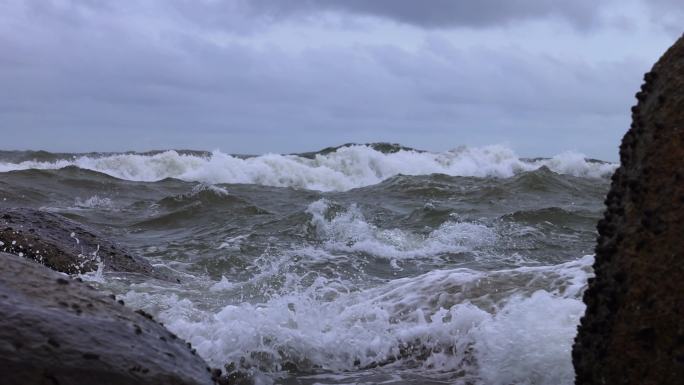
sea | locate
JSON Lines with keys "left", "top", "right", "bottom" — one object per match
{"left": 0, "top": 143, "right": 615, "bottom": 385}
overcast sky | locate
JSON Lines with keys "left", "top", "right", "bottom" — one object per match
{"left": 0, "top": 0, "right": 681, "bottom": 159}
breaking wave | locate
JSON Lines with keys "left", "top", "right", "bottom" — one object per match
{"left": 0, "top": 145, "right": 616, "bottom": 191}
{"left": 305, "top": 199, "right": 496, "bottom": 262}
{"left": 122, "top": 255, "right": 593, "bottom": 385}
{"left": 0, "top": 143, "right": 608, "bottom": 384}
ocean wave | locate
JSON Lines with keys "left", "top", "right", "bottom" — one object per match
{"left": 305, "top": 199, "right": 495, "bottom": 262}
{"left": 121, "top": 255, "right": 593, "bottom": 385}
{"left": 74, "top": 195, "right": 115, "bottom": 209}
{"left": 0, "top": 145, "right": 616, "bottom": 191}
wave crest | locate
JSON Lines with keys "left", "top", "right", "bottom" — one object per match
{"left": 0, "top": 145, "right": 616, "bottom": 191}
{"left": 121, "top": 255, "right": 593, "bottom": 384}
{"left": 305, "top": 199, "right": 495, "bottom": 261}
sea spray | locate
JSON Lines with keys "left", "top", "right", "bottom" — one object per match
{"left": 122, "top": 256, "right": 593, "bottom": 385}
{"left": 0, "top": 143, "right": 608, "bottom": 384}
{"left": 0, "top": 145, "right": 616, "bottom": 191}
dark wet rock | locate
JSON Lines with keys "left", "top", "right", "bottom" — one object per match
{"left": 573, "top": 36, "right": 684, "bottom": 384}
{"left": 297, "top": 142, "right": 422, "bottom": 159}
{"left": 0, "top": 252, "right": 214, "bottom": 385}
{"left": 0, "top": 207, "right": 160, "bottom": 277}
{"left": 216, "top": 370, "right": 252, "bottom": 385}
{"left": 215, "top": 360, "right": 256, "bottom": 385}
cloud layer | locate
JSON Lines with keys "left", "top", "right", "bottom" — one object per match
{"left": 0, "top": 0, "right": 680, "bottom": 159}
{"left": 220, "top": 0, "right": 605, "bottom": 29}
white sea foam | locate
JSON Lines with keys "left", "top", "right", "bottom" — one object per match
{"left": 122, "top": 255, "right": 593, "bottom": 385}
{"left": 305, "top": 199, "right": 496, "bottom": 261}
{"left": 472, "top": 291, "right": 584, "bottom": 385}
{"left": 74, "top": 195, "right": 114, "bottom": 209}
{"left": 191, "top": 183, "right": 230, "bottom": 197}
{"left": 209, "top": 276, "right": 236, "bottom": 292}
{"left": 218, "top": 235, "right": 248, "bottom": 251}
{"left": 0, "top": 145, "right": 616, "bottom": 191}
{"left": 531, "top": 151, "right": 616, "bottom": 179}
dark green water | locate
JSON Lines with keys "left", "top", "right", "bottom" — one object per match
{"left": 0, "top": 145, "right": 613, "bottom": 385}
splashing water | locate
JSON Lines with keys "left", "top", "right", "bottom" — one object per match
{"left": 0, "top": 145, "right": 616, "bottom": 191}
{"left": 0, "top": 144, "right": 609, "bottom": 384}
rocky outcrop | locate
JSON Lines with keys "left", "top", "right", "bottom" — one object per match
{"left": 573, "top": 36, "right": 684, "bottom": 383}
{"left": 0, "top": 252, "right": 214, "bottom": 385}
{"left": 296, "top": 142, "right": 422, "bottom": 159}
{"left": 0, "top": 208, "right": 162, "bottom": 277}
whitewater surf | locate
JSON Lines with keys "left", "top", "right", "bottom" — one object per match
{"left": 0, "top": 144, "right": 612, "bottom": 385}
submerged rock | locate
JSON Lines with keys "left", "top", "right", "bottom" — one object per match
{"left": 0, "top": 252, "right": 214, "bottom": 385}
{"left": 0, "top": 207, "right": 159, "bottom": 277}
{"left": 573, "top": 36, "right": 684, "bottom": 383}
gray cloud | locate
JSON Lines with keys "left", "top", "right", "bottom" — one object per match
{"left": 643, "top": 0, "right": 684, "bottom": 36}
{"left": 241, "top": 0, "right": 606, "bottom": 29}
{"left": 48, "top": 0, "right": 609, "bottom": 34}
{"left": 0, "top": 0, "right": 679, "bottom": 159}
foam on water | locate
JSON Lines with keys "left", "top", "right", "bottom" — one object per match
{"left": 74, "top": 195, "right": 114, "bottom": 209}
{"left": 191, "top": 183, "right": 230, "bottom": 197}
{"left": 121, "top": 255, "right": 593, "bottom": 385}
{"left": 0, "top": 143, "right": 608, "bottom": 384}
{"left": 305, "top": 199, "right": 496, "bottom": 261}
{"left": 209, "top": 276, "right": 236, "bottom": 292}
{"left": 531, "top": 152, "right": 614, "bottom": 179}
{"left": 0, "top": 145, "right": 616, "bottom": 191}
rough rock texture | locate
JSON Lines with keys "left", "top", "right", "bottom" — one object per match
{"left": 573, "top": 36, "right": 684, "bottom": 384}
{"left": 0, "top": 207, "right": 158, "bottom": 276}
{"left": 0, "top": 252, "right": 214, "bottom": 385}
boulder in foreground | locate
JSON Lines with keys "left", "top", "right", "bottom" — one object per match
{"left": 0, "top": 207, "right": 162, "bottom": 278}
{"left": 0, "top": 252, "right": 214, "bottom": 385}
{"left": 573, "top": 35, "right": 684, "bottom": 384}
